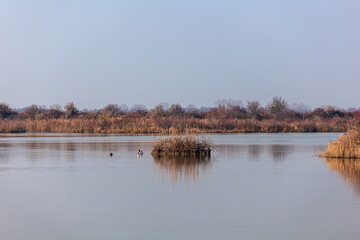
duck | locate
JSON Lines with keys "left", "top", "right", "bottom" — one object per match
{"left": 109, "top": 152, "right": 113, "bottom": 157}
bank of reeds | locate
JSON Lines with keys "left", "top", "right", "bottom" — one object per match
{"left": 152, "top": 135, "right": 212, "bottom": 156}
{"left": 0, "top": 117, "right": 355, "bottom": 134}
{"left": 319, "top": 128, "right": 360, "bottom": 159}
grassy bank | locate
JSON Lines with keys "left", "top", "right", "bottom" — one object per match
{"left": 0, "top": 117, "right": 356, "bottom": 134}
{"left": 152, "top": 135, "right": 212, "bottom": 156}
{"left": 319, "top": 128, "right": 360, "bottom": 159}
{"left": 0, "top": 100, "right": 359, "bottom": 134}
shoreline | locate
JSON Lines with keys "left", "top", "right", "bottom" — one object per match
{"left": 0, "top": 132, "right": 344, "bottom": 138}
{"left": 0, "top": 118, "right": 355, "bottom": 134}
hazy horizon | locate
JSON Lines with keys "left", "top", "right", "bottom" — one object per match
{"left": 2, "top": 99, "right": 357, "bottom": 112}
{"left": 1, "top": 1, "right": 359, "bottom": 109}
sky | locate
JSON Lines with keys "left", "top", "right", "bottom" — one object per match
{"left": 0, "top": 0, "right": 359, "bottom": 110}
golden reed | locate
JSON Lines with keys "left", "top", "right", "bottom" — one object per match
{"left": 319, "top": 128, "right": 360, "bottom": 159}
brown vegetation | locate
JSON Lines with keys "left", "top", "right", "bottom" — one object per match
{"left": 319, "top": 128, "right": 360, "bottom": 159}
{"left": 0, "top": 98, "right": 359, "bottom": 134}
{"left": 152, "top": 135, "right": 212, "bottom": 156}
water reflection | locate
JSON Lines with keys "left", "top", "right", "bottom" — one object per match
{"left": 248, "top": 145, "right": 262, "bottom": 161}
{"left": 324, "top": 158, "right": 360, "bottom": 196}
{"left": 153, "top": 155, "right": 213, "bottom": 185}
{"left": 270, "top": 145, "right": 295, "bottom": 163}
{"left": 0, "top": 141, "right": 150, "bottom": 161}
{"left": 218, "top": 144, "right": 295, "bottom": 162}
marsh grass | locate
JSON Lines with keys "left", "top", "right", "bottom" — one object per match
{"left": 319, "top": 128, "right": 360, "bottom": 159}
{"left": 152, "top": 134, "right": 212, "bottom": 156}
{"left": 0, "top": 117, "right": 355, "bottom": 134}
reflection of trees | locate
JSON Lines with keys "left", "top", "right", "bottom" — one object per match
{"left": 153, "top": 155, "right": 212, "bottom": 185}
{"left": 248, "top": 145, "right": 261, "bottom": 161}
{"left": 0, "top": 151, "right": 9, "bottom": 164}
{"left": 216, "top": 144, "right": 295, "bottom": 162}
{"left": 269, "top": 144, "right": 294, "bottom": 162}
{"left": 0, "top": 141, "right": 151, "bottom": 161}
{"left": 325, "top": 158, "right": 360, "bottom": 196}
{"left": 218, "top": 145, "right": 247, "bottom": 159}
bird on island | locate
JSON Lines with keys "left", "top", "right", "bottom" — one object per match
{"left": 109, "top": 152, "right": 113, "bottom": 157}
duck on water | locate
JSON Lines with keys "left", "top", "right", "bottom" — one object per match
{"left": 109, "top": 150, "right": 143, "bottom": 157}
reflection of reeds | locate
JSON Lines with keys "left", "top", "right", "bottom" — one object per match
{"left": 319, "top": 129, "right": 360, "bottom": 159}
{"left": 152, "top": 135, "right": 212, "bottom": 156}
{"left": 324, "top": 158, "right": 360, "bottom": 195}
{"left": 153, "top": 155, "right": 212, "bottom": 185}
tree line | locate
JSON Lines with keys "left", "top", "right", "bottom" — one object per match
{"left": 0, "top": 97, "right": 357, "bottom": 121}
{"left": 0, "top": 97, "right": 358, "bottom": 134}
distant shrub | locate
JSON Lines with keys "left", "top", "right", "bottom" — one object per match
{"left": 64, "top": 102, "right": 79, "bottom": 119}
{"left": 47, "top": 104, "right": 64, "bottom": 119}
{"left": 102, "top": 104, "right": 125, "bottom": 116}
{"left": 23, "top": 105, "right": 47, "bottom": 120}
{"left": 247, "top": 101, "right": 261, "bottom": 120}
{"left": 0, "top": 103, "right": 16, "bottom": 119}
{"left": 168, "top": 103, "right": 185, "bottom": 116}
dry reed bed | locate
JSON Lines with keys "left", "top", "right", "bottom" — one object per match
{"left": 152, "top": 135, "right": 212, "bottom": 156}
{"left": 320, "top": 129, "right": 360, "bottom": 159}
{"left": 0, "top": 117, "right": 354, "bottom": 134}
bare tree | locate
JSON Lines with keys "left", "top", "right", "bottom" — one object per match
{"left": 168, "top": 103, "right": 184, "bottom": 115}
{"left": 152, "top": 104, "right": 166, "bottom": 116}
{"left": 103, "top": 104, "right": 123, "bottom": 115}
{"left": 247, "top": 101, "right": 261, "bottom": 120}
{"left": 64, "top": 102, "right": 79, "bottom": 119}
{"left": 48, "top": 104, "right": 63, "bottom": 119}
{"left": 24, "top": 105, "right": 42, "bottom": 120}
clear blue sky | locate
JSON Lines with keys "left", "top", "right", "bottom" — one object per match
{"left": 0, "top": 0, "right": 359, "bottom": 109}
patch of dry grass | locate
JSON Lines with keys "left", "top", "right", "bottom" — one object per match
{"left": 319, "top": 128, "right": 360, "bottom": 159}
{"left": 152, "top": 134, "right": 212, "bottom": 156}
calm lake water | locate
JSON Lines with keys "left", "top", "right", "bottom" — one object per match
{"left": 1, "top": 133, "right": 359, "bottom": 240}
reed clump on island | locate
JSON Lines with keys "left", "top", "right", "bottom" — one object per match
{"left": 152, "top": 135, "right": 212, "bottom": 156}
{"left": 319, "top": 128, "right": 360, "bottom": 159}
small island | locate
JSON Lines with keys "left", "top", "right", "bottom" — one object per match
{"left": 151, "top": 135, "right": 212, "bottom": 156}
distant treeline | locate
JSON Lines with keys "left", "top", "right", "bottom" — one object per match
{"left": 0, "top": 97, "right": 359, "bottom": 134}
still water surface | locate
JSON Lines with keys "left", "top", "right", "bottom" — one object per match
{"left": 0, "top": 133, "right": 359, "bottom": 240}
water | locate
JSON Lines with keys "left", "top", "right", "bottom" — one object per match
{"left": 0, "top": 133, "right": 359, "bottom": 240}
